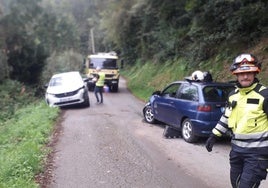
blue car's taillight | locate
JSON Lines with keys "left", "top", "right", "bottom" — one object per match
{"left": 197, "top": 105, "right": 211, "bottom": 112}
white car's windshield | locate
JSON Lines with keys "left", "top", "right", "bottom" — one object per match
{"left": 49, "top": 77, "right": 63, "bottom": 86}
{"left": 49, "top": 75, "right": 82, "bottom": 87}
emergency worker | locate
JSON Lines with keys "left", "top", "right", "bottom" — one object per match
{"left": 205, "top": 53, "right": 268, "bottom": 188}
{"left": 94, "top": 66, "right": 105, "bottom": 104}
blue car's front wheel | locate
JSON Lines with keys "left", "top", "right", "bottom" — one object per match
{"left": 143, "top": 106, "right": 156, "bottom": 124}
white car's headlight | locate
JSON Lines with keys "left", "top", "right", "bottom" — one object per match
{"left": 46, "top": 93, "right": 55, "bottom": 98}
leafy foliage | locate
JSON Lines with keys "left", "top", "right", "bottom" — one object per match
{"left": 99, "top": 0, "right": 268, "bottom": 67}
{"left": 1, "top": 0, "right": 267, "bottom": 85}
{"left": 0, "top": 0, "right": 81, "bottom": 85}
{"left": 0, "top": 79, "right": 36, "bottom": 122}
{"left": 0, "top": 101, "right": 59, "bottom": 188}
{"left": 0, "top": 51, "right": 8, "bottom": 81}
{"left": 41, "top": 50, "right": 85, "bottom": 86}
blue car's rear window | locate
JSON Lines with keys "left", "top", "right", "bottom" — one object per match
{"left": 203, "top": 86, "right": 234, "bottom": 102}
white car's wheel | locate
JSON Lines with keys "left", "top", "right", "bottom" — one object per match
{"left": 82, "top": 91, "right": 90, "bottom": 107}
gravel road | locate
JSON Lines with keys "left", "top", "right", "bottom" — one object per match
{"left": 45, "top": 77, "right": 268, "bottom": 188}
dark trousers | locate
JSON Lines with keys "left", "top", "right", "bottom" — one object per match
{"left": 230, "top": 150, "right": 268, "bottom": 188}
{"left": 94, "top": 86, "right": 103, "bottom": 103}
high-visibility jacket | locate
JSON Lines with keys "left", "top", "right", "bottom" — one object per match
{"left": 212, "top": 82, "right": 268, "bottom": 155}
{"left": 96, "top": 72, "right": 105, "bottom": 87}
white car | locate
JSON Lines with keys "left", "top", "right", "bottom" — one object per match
{"left": 45, "top": 71, "right": 90, "bottom": 107}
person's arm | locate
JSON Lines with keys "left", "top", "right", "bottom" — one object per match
{"left": 206, "top": 114, "right": 228, "bottom": 152}
{"left": 92, "top": 74, "right": 100, "bottom": 82}
{"left": 260, "top": 88, "right": 268, "bottom": 116}
{"left": 206, "top": 101, "right": 232, "bottom": 152}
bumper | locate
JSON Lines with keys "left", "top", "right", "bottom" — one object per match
{"left": 104, "top": 79, "right": 119, "bottom": 86}
{"left": 87, "top": 79, "right": 119, "bottom": 87}
{"left": 46, "top": 89, "right": 86, "bottom": 107}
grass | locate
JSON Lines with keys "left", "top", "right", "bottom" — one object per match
{"left": 122, "top": 58, "right": 189, "bottom": 101}
{"left": 0, "top": 101, "right": 59, "bottom": 188}
{"left": 122, "top": 46, "right": 268, "bottom": 102}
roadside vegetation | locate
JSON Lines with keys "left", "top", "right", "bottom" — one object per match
{"left": 0, "top": 0, "right": 267, "bottom": 187}
{"left": 122, "top": 38, "right": 268, "bottom": 102}
{"left": 0, "top": 80, "right": 59, "bottom": 187}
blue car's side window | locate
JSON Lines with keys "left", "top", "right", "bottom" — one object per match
{"left": 203, "top": 87, "right": 222, "bottom": 101}
{"left": 203, "top": 86, "right": 234, "bottom": 102}
{"left": 162, "top": 83, "right": 181, "bottom": 98}
{"left": 179, "top": 84, "right": 198, "bottom": 101}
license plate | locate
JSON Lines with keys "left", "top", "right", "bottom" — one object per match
{"left": 60, "top": 98, "right": 71, "bottom": 102}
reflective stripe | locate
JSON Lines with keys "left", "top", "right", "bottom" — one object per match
{"left": 232, "top": 131, "right": 268, "bottom": 148}
{"left": 234, "top": 131, "right": 268, "bottom": 140}
{"left": 215, "top": 124, "right": 228, "bottom": 133}
{"left": 219, "top": 115, "right": 228, "bottom": 124}
{"left": 213, "top": 114, "right": 229, "bottom": 136}
{"left": 232, "top": 140, "right": 268, "bottom": 148}
{"left": 212, "top": 129, "right": 222, "bottom": 136}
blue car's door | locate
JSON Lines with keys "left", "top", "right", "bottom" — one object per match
{"left": 165, "top": 83, "right": 199, "bottom": 127}
{"left": 173, "top": 84, "right": 199, "bottom": 125}
{"left": 153, "top": 83, "right": 182, "bottom": 125}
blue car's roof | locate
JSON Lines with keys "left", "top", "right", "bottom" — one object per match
{"left": 172, "top": 79, "right": 235, "bottom": 86}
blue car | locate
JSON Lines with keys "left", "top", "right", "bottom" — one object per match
{"left": 143, "top": 79, "right": 235, "bottom": 143}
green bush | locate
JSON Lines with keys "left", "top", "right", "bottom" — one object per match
{"left": 0, "top": 79, "right": 36, "bottom": 122}
{"left": 0, "top": 101, "right": 59, "bottom": 187}
{"left": 41, "top": 50, "right": 85, "bottom": 85}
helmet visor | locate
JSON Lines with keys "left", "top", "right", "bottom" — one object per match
{"left": 234, "top": 54, "right": 256, "bottom": 64}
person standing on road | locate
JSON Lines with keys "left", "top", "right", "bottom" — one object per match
{"left": 94, "top": 66, "right": 105, "bottom": 104}
{"left": 205, "top": 53, "right": 268, "bottom": 188}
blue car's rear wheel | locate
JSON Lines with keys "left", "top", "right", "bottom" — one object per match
{"left": 143, "top": 106, "right": 156, "bottom": 124}
{"left": 182, "top": 118, "right": 198, "bottom": 143}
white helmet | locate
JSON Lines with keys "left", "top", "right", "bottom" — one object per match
{"left": 191, "top": 70, "right": 204, "bottom": 81}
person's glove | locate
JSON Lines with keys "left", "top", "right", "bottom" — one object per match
{"left": 205, "top": 134, "right": 218, "bottom": 152}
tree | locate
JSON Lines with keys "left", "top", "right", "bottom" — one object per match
{"left": 0, "top": 0, "right": 81, "bottom": 85}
